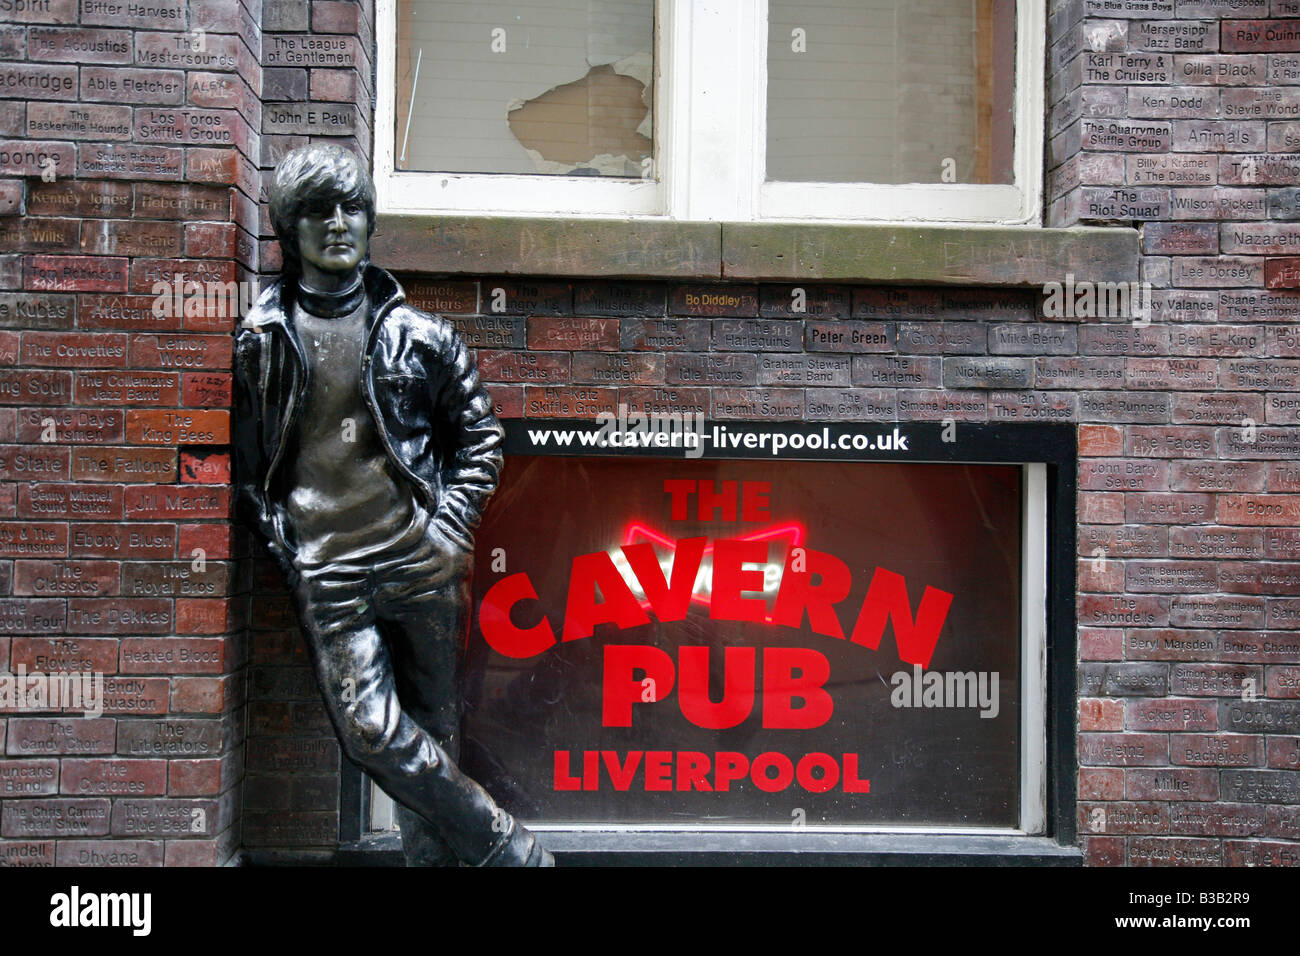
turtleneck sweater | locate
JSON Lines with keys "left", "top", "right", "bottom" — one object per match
{"left": 283, "top": 283, "right": 428, "bottom": 570}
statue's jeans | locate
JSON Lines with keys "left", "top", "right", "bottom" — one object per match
{"left": 284, "top": 518, "right": 538, "bottom": 866}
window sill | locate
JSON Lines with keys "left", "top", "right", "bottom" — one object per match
{"left": 301, "top": 830, "right": 1083, "bottom": 867}
{"left": 371, "top": 215, "right": 1138, "bottom": 286}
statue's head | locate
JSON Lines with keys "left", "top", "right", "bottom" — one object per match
{"left": 269, "top": 143, "right": 376, "bottom": 287}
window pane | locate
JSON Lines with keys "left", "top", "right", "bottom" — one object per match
{"left": 461, "top": 455, "right": 1023, "bottom": 829}
{"left": 395, "top": 0, "right": 654, "bottom": 177}
{"left": 766, "top": 0, "right": 1016, "bottom": 185}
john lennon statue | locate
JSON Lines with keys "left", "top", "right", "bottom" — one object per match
{"left": 233, "top": 144, "right": 552, "bottom": 866}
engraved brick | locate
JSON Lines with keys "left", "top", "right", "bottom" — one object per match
{"left": 1083, "top": 117, "right": 1171, "bottom": 151}
{"left": 1126, "top": 698, "right": 1217, "bottom": 731}
{"left": 522, "top": 386, "right": 617, "bottom": 418}
{"left": 1078, "top": 523, "right": 1167, "bottom": 558}
{"left": 112, "top": 798, "right": 219, "bottom": 837}
{"left": 804, "top": 388, "right": 896, "bottom": 421}
{"left": 181, "top": 375, "right": 231, "bottom": 411}
{"left": 1222, "top": 19, "right": 1300, "bottom": 54}
{"left": 0, "top": 294, "right": 73, "bottom": 331}
{"left": 7, "top": 718, "right": 115, "bottom": 756}
{"left": 485, "top": 384, "right": 523, "bottom": 419}
{"left": 1267, "top": 185, "right": 1300, "bottom": 219}
{"left": 1223, "top": 840, "right": 1300, "bottom": 865}
{"left": 18, "top": 482, "right": 122, "bottom": 522}
{"left": 2, "top": 798, "right": 110, "bottom": 838}
{"left": 896, "top": 390, "right": 986, "bottom": 421}
{"left": 1265, "top": 257, "right": 1300, "bottom": 288}
{"left": 1221, "top": 768, "right": 1300, "bottom": 803}
{"left": 0, "top": 63, "right": 78, "bottom": 102}
{"left": 80, "top": 66, "right": 185, "bottom": 104}
{"left": 1224, "top": 289, "right": 1300, "bottom": 322}
{"left": 1171, "top": 391, "right": 1263, "bottom": 423}
{"left": 987, "top": 391, "right": 1077, "bottom": 422}
{"left": 76, "top": 144, "right": 184, "bottom": 181}
{"left": 942, "top": 357, "right": 1032, "bottom": 389}
{"left": 1125, "top": 152, "right": 1215, "bottom": 184}
{"left": 0, "top": 840, "right": 54, "bottom": 866}
{"left": 760, "top": 285, "right": 850, "bottom": 319}
{"left": 1126, "top": 357, "right": 1217, "bottom": 389}
{"left": 1082, "top": 50, "right": 1173, "bottom": 83}
{"left": 618, "top": 387, "right": 709, "bottom": 417}
{"left": 1220, "top": 152, "right": 1300, "bottom": 184}
{"left": 1079, "top": 390, "right": 1170, "bottom": 422}
{"left": 1224, "top": 357, "right": 1300, "bottom": 389}
{"left": 1079, "top": 184, "right": 1170, "bottom": 217}
{"left": 988, "top": 323, "right": 1077, "bottom": 354}
{"left": 1079, "top": 662, "right": 1169, "bottom": 697}
{"left": 758, "top": 353, "right": 850, "bottom": 387}
{"left": 74, "top": 371, "right": 180, "bottom": 406}
{"left": 897, "top": 323, "right": 984, "bottom": 354}
{"left": 0, "top": 524, "right": 68, "bottom": 559}
{"left": 666, "top": 354, "right": 757, "bottom": 386}
{"left": 82, "top": 0, "right": 185, "bottom": 27}
{"left": 710, "top": 388, "right": 804, "bottom": 420}
{"left": 396, "top": 277, "right": 477, "bottom": 314}
{"left": 262, "top": 101, "right": 356, "bottom": 135}
{"left": 1128, "top": 836, "right": 1222, "bottom": 864}
{"left": 1269, "top": 530, "right": 1300, "bottom": 559}
{"left": 620, "top": 318, "right": 711, "bottom": 352}
{"left": 1037, "top": 357, "right": 1127, "bottom": 390}
{"left": 571, "top": 352, "right": 662, "bottom": 386}
{"left": 527, "top": 317, "right": 619, "bottom": 351}
{"left": 670, "top": 285, "right": 757, "bottom": 318}
{"left": 853, "top": 355, "right": 941, "bottom": 388}
{"left": 0, "top": 370, "right": 72, "bottom": 405}
{"left": 1168, "top": 803, "right": 1266, "bottom": 838}
{"left": 70, "top": 522, "right": 173, "bottom": 558}
{"left": 575, "top": 283, "right": 663, "bottom": 317}
{"left": 1267, "top": 671, "right": 1300, "bottom": 701}
{"left": 1221, "top": 559, "right": 1300, "bottom": 593}
{"left": 14, "top": 559, "right": 117, "bottom": 598}
{"left": 1133, "top": 19, "right": 1219, "bottom": 52}
{"left": 1076, "top": 738, "right": 1170, "bottom": 775}
{"left": 0, "top": 759, "right": 57, "bottom": 797}
{"left": 29, "top": 26, "right": 132, "bottom": 63}
{"left": 262, "top": 33, "right": 358, "bottom": 68}
{"left": 713, "top": 319, "right": 801, "bottom": 352}
{"left": 1080, "top": 594, "right": 1170, "bottom": 628}
{"left": 0, "top": 140, "right": 72, "bottom": 180}
{"left": 117, "top": 717, "right": 226, "bottom": 757}
{"left": 448, "top": 316, "right": 523, "bottom": 349}
{"left": 124, "top": 409, "right": 228, "bottom": 445}
{"left": 1126, "top": 767, "right": 1217, "bottom": 800}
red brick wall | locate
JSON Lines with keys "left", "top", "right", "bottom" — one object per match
{"left": 1049, "top": 0, "right": 1300, "bottom": 867}
{"left": 5, "top": 0, "right": 1300, "bottom": 867}
{"left": 0, "top": 0, "right": 259, "bottom": 866}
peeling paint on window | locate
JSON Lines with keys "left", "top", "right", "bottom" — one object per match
{"left": 396, "top": 1, "right": 654, "bottom": 178}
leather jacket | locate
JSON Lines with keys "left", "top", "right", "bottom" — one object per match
{"left": 232, "top": 264, "right": 503, "bottom": 567}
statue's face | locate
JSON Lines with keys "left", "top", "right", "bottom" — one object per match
{"left": 295, "top": 198, "right": 368, "bottom": 279}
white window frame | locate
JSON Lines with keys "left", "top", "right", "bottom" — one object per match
{"left": 374, "top": 0, "right": 1045, "bottom": 224}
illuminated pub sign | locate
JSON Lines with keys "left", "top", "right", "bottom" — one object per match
{"left": 460, "top": 420, "right": 1067, "bottom": 834}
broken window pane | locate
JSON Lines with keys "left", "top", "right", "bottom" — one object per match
{"left": 395, "top": 0, "right": 654, "bottom": 178}
{"left": 767, "top": 0, "right": 1016, "bottom": 185}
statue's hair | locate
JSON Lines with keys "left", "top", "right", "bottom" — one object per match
{"left": 268, "top": 144, "right": 375, "bottom": 272}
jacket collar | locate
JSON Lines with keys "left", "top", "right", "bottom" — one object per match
{"left": 240, "top": 263, "right": 406, "bottom": 335}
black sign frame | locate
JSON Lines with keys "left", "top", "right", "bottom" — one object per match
{"left": 339, "top": 419, "right": 1079, "bottom": 865}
